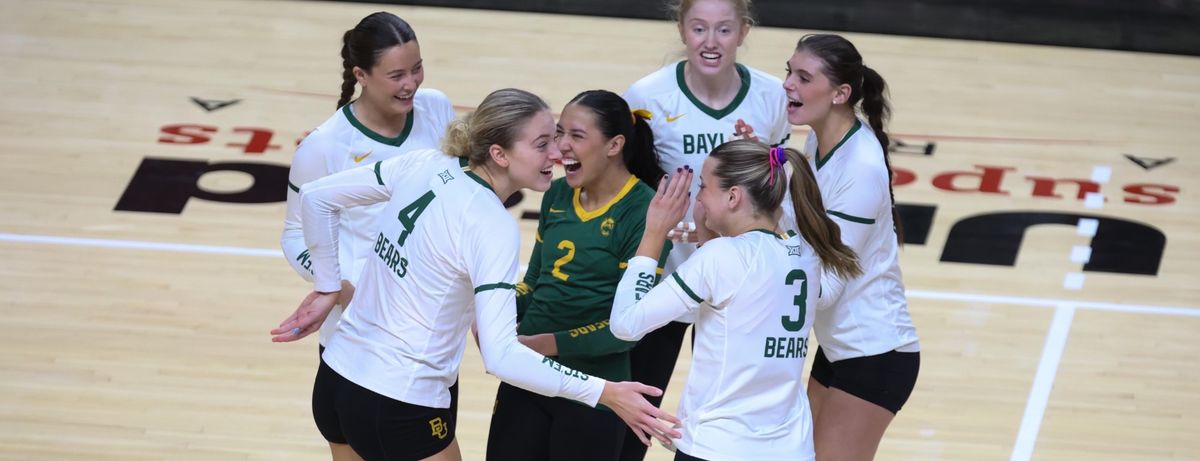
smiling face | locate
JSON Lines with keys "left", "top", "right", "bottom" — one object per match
{"left": 782, "top": 49, "right": 850, "bottom": 126}
{"left": 355, "top": 40, "right": 424, "bottom": 117}
{"left": 500, "top": 109, "right": 561, "bottom": 193}
{"left": 556, "top": 102, "right": 622, "bottom": 189}
{"left": 679, "top": 0, "right": 749, "bottom": 77}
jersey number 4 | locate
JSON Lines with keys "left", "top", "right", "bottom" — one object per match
{"left": 396, "top": 191, "right": 436, "bottom": 247}
{"left": 782, "top": 269, "right": 808, "bottom": 332}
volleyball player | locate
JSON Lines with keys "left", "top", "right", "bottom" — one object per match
{"left": 271, "top": 88, "right": 680, "bottom": 461}
{"left": 610, "top": 139, "right": 860, "bottom": 460}
{"left": 619, "top": 1, "right": 789, "bottom": 458}
{"left": 783, "top": 34, "right": 921, "bottom": 461}
{"left": 485, "top": 90, "right": 668, "bottom": 461}
{"left": 281, "top": 12, "right": 455, "bottom": 349}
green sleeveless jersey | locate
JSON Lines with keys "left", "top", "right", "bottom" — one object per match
{"left": 516, "top": 176, "right": 669, "bottom": 381}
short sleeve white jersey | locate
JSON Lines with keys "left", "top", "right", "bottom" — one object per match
{"left": 281, "top": 88, "right": 456, "bottom": 345}
{"left": 300, "top": 149, "right": 605, "bottom": 409}
{"left": 803, "top": 119, "right": 920, "bottom": 362}
{"left": 612, "top": 231, "right": 819, "bottom": 461}
{"left": 625, "top": 62, "right": 791, "bottom": 283}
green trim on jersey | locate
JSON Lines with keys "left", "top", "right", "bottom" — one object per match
{"left": 749, "top": 228, "right": 784, "bottom": 239}
{"left": 672, "top": 272, "right": 703, "bottom": 304}
{"left": 827, "top": 209, "right": 875, "bottom": 224}
{"left": 373, "top": 161, "right": 384, "bottom": 185}
{"left": 475, "top": 282, "right": 516, "bottom": 294}
{"left": 460, "top": 157, "right": 495, "bottom": 192}
{"left": 342, "top": 103, "right": 416, "bottom": 146}
{"left": 288, "top": 181, "right": 300, "bottom": 193}
{"left": 573, "top": 175, "right": 638, "bottom": 222}
{"left": 815, "top": 119, "right": 862, "bottom": 170}
{"left": 676, "top": 61, "right": 752, "bottom": 120}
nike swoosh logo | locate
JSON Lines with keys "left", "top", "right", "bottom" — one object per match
{"left": 548, "top": 208, "right": 566, "bottom": 213}
{"left": 353, "top": 150, "right": 372, "bottom": 163}
{"left": 666, "top": 114, "right": 685, "bottom": 123}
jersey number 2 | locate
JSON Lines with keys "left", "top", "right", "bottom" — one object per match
{"left": 551, "top": 240, "right": 576, "bottom": 281}
{"left": 396, "top": 191, "right": 436, "bottom": 246}
{"left": 782, "top": 269, "right": 808, "bottom": 332}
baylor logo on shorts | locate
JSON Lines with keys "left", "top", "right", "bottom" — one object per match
{"left": 428, "top": 416, "right": 448, "bottom": 440}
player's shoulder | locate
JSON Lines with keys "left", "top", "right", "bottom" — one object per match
{"left": 841, "top": 123, "right": 888, "bottom": 171}
{"left": 626, "top": 62, "right": 680, "bottom": 98}
{"left": 740, "top": 64, "right": 786, "bottom": 99}
{"left": 415, "top": 88, "right": 452, "bottom": 108}
{"left": 741, "top": 63, "right": 784, "bottom": 86}
{"left": 377, "top": 148, "right": 446, "bottom": 177}
{"left": 296, "top": 109, "right": 350, "bottom": 153}
{"left": 694, "top": 236, "right": 741, "bottom": 260}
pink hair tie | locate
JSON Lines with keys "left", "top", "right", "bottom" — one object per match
{"left": 767, "top": 146, "right": 787, "bottom": 186}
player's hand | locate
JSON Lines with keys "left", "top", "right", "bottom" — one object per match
{"left": 646, "top": 167, "right": 693, "bottom": 237}
{"left": 733, "top": 118, "right": 758, "bottom": 141}
{"left": 270, "top": 291, "right": 339, "bottom": 342}
{"left": 599, "top": 381, "right": 682, "bottom": 447}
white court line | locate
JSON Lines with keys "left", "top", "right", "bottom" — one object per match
{"left": 1009, "top": 304, "right": 1076, "bottom": 461}
{"left": 905, "top": 289, "right": 1200, "bottom": 317}
{"left": 3, "top": 232, "right": 1199, "bottom": 317}
{"left": 0, "top": 232, "right": 282, "bottom": 257}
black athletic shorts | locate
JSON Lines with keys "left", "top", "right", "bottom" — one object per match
{"left": 810, "top": 346, "right": 919, "bottom": 414}
{"left": 674, "top": 450, "right": 707, "bottom": 461}
{"left": 312, "top": 357, "right": 458, "bottom": 460}
{"left": 486, "top": 382, "right": 625, "bottom": 460}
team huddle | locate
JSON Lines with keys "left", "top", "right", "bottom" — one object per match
{"left": 268, "top": 1, "right": 920, "bottom": 461}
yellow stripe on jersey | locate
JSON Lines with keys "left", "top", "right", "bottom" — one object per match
{"left": 573, "top": 175, "right": 638, "bottom": 222}
{"left": 618, "top": 261, "right": 663, "bottom": 275}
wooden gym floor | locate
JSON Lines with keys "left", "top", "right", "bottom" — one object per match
{"left": 0, "top": 0, "right": 1197, "bottom": 459}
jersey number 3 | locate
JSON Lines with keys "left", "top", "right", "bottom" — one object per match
{"left": 396, "top": 191, "right": 436, "bottom": 246}
{"left": 551, "top": 240, "right": 576, "bottom": 281}
{"left": 782, "top": 269, "right": 808, "bottom": 332}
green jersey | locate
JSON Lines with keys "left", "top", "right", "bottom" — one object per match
{"left": 517, "top": 176, "right": 669, "bottom": 381}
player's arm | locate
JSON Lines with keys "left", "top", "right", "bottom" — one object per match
{"left": 515, "top": 216, "right": 546, "bottom": 321}
{"left": 272, "top": 158, "right": 404, "bottom": 341}
{"left": 818, "top": 162, "right": 888, "bottom": 307}
{"left": 465, "top": 212, "right": 681, "bottom": 445}
{"left": 281, "top": 133, "right": 332, "bottom": 282}
{"left": 301, "top": 158, "right": 413, "bottom": 292}
{"left": 611, "top": 255, "right": 700, "bottom": 341}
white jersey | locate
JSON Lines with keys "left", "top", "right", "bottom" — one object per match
{"left": 612, "top": 231, "right": 819, "bottom": 461}
{"left": 803, "top": 119, "right": 920, "bottom": 362}
{"left": 300, "top": 149, "right": 606, "bottom": 409}
{"left": 625, "top": 62, "right": 790, "bottom": 319}
{"left": 281, "top": 88, "right": 455, "bottom": 345}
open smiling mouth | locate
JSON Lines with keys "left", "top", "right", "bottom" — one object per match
{"left": 562, "top": 158, "right": 581, "bottom": 173}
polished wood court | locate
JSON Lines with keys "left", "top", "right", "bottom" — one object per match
{"left": 1, "top": 0, "right": 1198, "bottom": 459}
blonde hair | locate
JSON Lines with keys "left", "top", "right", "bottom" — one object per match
{"left": 442, "top": 88, "right": 549, "bottom": 165}
{"left": 669, "top": 0, "right": 755, "bottom": 27}
{"left": 708, "top": 139, "right": 861, "bottom": 278}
